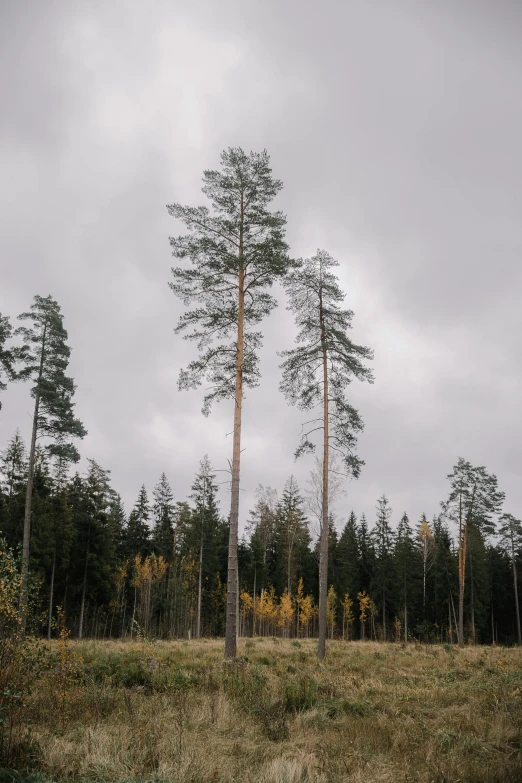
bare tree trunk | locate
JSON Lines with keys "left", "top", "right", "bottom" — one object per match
{"left": 458, "top": 516, "right": 468, "bottom": 648}
{"left": 20, "top": 389, "right": 40, "bottom": 632}
{"left": 20, "top": 322, "right": 47, "bottom": 633}
{"left": 404, "top": 602, "right": 408, "bottom": 644}
{"left": 512, "top": 535, "right": 522, "bottom": 646}
{"left": 224, "top": 245, "right": 245, "bottom": 659}
{"left": 317, "top": 297, "right": 329, "bottom": 660}
{"left": 470, "top": 551, "right": 476, "bottom": 644}
{"left": 47, "top": 547, "right": 56, "bottom": 640}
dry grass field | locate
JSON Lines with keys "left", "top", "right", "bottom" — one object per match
{"left": 4, "top": 638, "right": 522, "bottom": 783}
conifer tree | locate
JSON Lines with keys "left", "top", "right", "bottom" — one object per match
{"left": 74, "top": 460, "right": 117, "bottom": 639}
{"left": 417, "top": 514, "right": 435, "bottom": 621}
{"left": 273, "top": 476, "right": 309, "bottom": 596}
{"left": 337, "top": 512, "right": 360, "bottom": 613}
{"left": 152, "top": 474, "right": 175, "bottom": 560}
{"left": 0, "top": 431, "right": 27, "bottom": 546}
{"left": 371, "top": 494, "right": 395, "bottom": 640}
{"left": 394, "top": 512, "right": 416, "bottom": 642}
{"left": 124, "top": 485, "right": 151, "bottom": 559}
{"left": 442, "top": 458, "right": 504, "bottom": 647}
{"left": 280, "top": 250, "right": 373, "bottom": 659}
{"left": 498, "top": 513, "right": 522, "bottom": 646}
{"left": 358, "top": 513, "right": 374, "bottom": 593}
{"left": 16, "top": 296, "right": 86, "bottom": 629}
{"left": 168, "top": 148, "right": 291, "bottom": 659}
{"left": 189, "top": 456, "right": 221, "bottom": 638}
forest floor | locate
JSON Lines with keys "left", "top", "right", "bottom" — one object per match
{"left": 4, "top": 638, "right": 522, "bottom": 783}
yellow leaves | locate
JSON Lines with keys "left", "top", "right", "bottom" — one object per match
{"left": 278, "top": 588, "right": 294, "bottom": 628}
{"left": 257, "top": 587, "right": 278, "bottom": 623}
{"left": 240, "top": 590, "right": 254, "bottom": 613}
{"left": 299, "top": 594, "right": 315, "bottom": 629}
{"left": 358, "top": 590, "right": 371, "bottom": 622}
{"left": 341, "top": 593, "right": 354, "bottom": 626}
{"left": 133, "top": 554, "right": 169, "bottom": 588}
{"left": 418, "top": 520, "right": 434, "bottom": 542}
{"left": 326, "top": 586, "right": 337, "bottom": 631}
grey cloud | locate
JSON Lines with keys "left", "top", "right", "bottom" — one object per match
{"left": 1, "top": 0, "right": 521, "bottom": 536}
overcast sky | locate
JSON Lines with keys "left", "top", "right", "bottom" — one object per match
{"left": 1, "top": 0, "right": 521, "bottom": 536}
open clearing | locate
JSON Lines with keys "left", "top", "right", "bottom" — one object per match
{"left": 6, "top": 639, "right": 522, "bottom": 783}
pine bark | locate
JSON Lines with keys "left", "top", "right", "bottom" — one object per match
{"left": 317, "top": 295, "right": 329, "bottom": 660}
{"left": 20, "top": 320, "right": 47, "bottom": 632}
{"left": 511, "top": 534, "right": 522, "bottom": 646}
{"left": 224, "top": 257, "right": 245, "bottom": 659}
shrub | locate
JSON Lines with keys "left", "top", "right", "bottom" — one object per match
{"left": 282, "top": 676, "right": 318, "bottom": 713}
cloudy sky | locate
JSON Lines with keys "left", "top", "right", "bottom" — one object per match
{"left": 2, "top": 0, "right": 521, "bottom": 536}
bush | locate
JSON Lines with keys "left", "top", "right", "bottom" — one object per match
{"left": 282, "top": 676, "right": 318, "bottom": 713}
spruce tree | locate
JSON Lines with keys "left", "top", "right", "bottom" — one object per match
{"left": 168, "top": 148, "right": 291, "bottom": 659}
{"left": 188, "top": 456, "right": 221, "bottom": 638}
{"left": 0, "top": 430, "right": 27, "bottom": 546}
{"left": 73, "top": 460, "right": 117, "bottom": 639}
{"left": 498, "top": 513, "right": 522, "bottom": 646}
{"left": 337, "top": 512, "right": 360, "bottom": 631}
{"left": 124, "top": 485, "right": 151, "bottom": 560}
{"left": 280, "top": 250, "right": 373, "bottom": 659}
{"left": 371, "top": 494, "right": 395, "bottom": 640}
{"left": 394, "top": 512, "right": 416, "bottom": 642}
{"left": 273, "top": 476, "right": 309, "bottom": 596}
{"left": 152, "top": 474, "right": 175, "bottom": 560}
{"left": 442, "top": 458, "right": 504, "bottom": 647}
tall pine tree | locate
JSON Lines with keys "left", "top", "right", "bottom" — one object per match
{"left": 16, "top": 296, "right": 86, "bottom": 629}
{"left": 168, "top": 148, "right": 291, "bottom": 658}
{"left": 280, "top": 249, "right": 373, "bottom": 659}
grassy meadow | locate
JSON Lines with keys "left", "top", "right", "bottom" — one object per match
{"left": 4, "top": 638, "right": 522, "bottom": 783}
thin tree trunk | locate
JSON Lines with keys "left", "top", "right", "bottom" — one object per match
{"left": 20, "top": 389, "right": 40, "bottom": 631}
{"left": 512, "top": 535, "right": 522, "bottom": 646}
{"left": 78, "top": 535, "right": 90, "bottom": 640}
{"left": 47, "top": 547, "right": 56, "bottom": 640}
{"left": 20, "top": 322, "right": 47, "bottom": 633}
{"left": 224, "top": 253, "right": 246, "bottom": 660}
{"left": 404, "top": 602, "right": 408, "bottom": 644}
{"left": 458, "top": 515, "right": 468, "bottom": 648}
{"left": 317, "top": 294, "right": 329, "bottom": 660}
{"left": 470, "top": 551, "right": 476, "bottom": 644}
{"left": 253, "top": 566, "right": 257, "bottom": 637}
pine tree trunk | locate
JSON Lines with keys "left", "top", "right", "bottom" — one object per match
{"left": 458, "top": 517, "right": 468, "bottom": 649}
{"left": 20, "top": 322, "right": 47, "bottom": 633}
{"left": 511, "top": 535, "right": 522, "bottom": 646}
{"left": 197, "top": 531, "right": 203, "bottom": 639}
{"left": 225, "top": 259, "right": 245, "bottom": 660}
{"left": 47, "top": 547, "right": 56, "bottom": 640}
{"left": 317, "top": 297, "right": 329, "bottom": 660}
{"left": 20, "top": 389, "right": 40, "bottom": 632}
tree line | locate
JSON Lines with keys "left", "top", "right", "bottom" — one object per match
{"left": 1, "top": 147, "right": 521, "bottom": 656}
{"left": 0, "top": 426, "right": 520, "bottom": 646}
